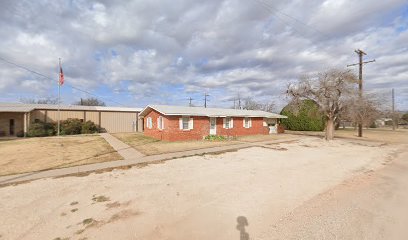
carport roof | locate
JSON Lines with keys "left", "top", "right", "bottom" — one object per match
{"left": 0, "top": 106, "right": 34, "bottom": 113}
{"left": 0, "top": 102, "right": 142, "bottom": 112}
{"left": 139, "top": 105, "right": 287, "bottom": 118}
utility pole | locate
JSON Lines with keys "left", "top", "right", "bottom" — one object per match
{"left": 204, "top": 93, "right": 210, "bottom": 108}
{"left": 347, "top": 49, "right": 375, "bottom": 137}
{"left": 392, "top": 88, "right": 396, "bottom": 130}
{"left": 237, "top": 93, "right": 241, "bottom": 109}
{"left": 188, "top": 97, "right": 193, "bottom": 107}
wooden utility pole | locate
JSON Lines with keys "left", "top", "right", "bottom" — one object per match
{"left": 204, "top": 93, "right": 210, "bottom": 108}
{"left": 237, "top": 93, "right": 241, "bottom": 109}
{"left": 188, "top": 97, "right": 193, "bottom": 107}
{"left": 392, "top": 88, "right": 396, "bottom": 130}
{"left": 347, "top": 49, "right": 375, "bottom": 137}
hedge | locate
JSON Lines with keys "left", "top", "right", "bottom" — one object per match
{"left": 28, "top": 119, "right": 100, "bottom": 137}
{"left": 60, "top": 118, "right": 83, "bottom": 135}
{"left": 280, "top": 100, "right": 325, "bottom": 131}
{"left": 27, "top": 122, "right": 56, "bottom": 137}
{"left": 81, "top": 120, "right": 100, "bottom": 134}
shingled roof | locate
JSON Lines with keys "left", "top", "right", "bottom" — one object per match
{"left": 139, "top": 105, "right": 287, "bottom": 118}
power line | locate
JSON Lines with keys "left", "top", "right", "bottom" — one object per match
{"left": 254, "top": 0, "right": 313, "bottom": 40}
{"left": 0, "top": 56, "right": 53, "bottom": 80}
{"left": 256, "top": 0, "right": 330, "bottom": 39}
{"left": 253, "top": 0, "right": 330, "bottom": 41}
{"left": 0, "top": 56, "right": 127, "bottom": 106}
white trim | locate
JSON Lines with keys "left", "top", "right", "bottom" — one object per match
{"left": 209, "top": 117, "right": 217, "bottom": 135}
{"left": 244, "top": 117, "right": 252, "bottom": 128}
{"left": 139, "top": 105, "right": 168, "bottom": 118}
{"left": 146, "top": 117, "right": 153, "bottom": 129}
{"left": 224, "top": 117, "right": 233, "bottom": 129}
{"left": 181, "top": 116, "right": 190, "bottom": 131}
{"left": 189, "top": 117, "right": 194, "bottom": 130}
{"left": 157, "top": 116, "right": 164, "bottom": 130}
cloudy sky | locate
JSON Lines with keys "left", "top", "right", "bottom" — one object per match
{"left": 0, "top": 0, "right": 407, "bottom": 110}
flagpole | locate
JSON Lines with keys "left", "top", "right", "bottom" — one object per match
{"left": 57, "top": 58, "right": 61, "bottom": 136}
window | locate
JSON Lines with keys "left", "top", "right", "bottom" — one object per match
{"left": 146, "top": 117, "right": 153, "bottom": 129}
{"left": 179, "top": 117, "right": 193, "bottom": 130}
{"left": 182, "top": 117, "right": 189, "bottom": 130}
{"left": 157, "top": 116, "right": 164, "bottom": 130}
{"left": 224, "top": 117, "right": 233, "bottom": 129}
{"left": 244, "top": 117, "right": 251, "bottom": 128}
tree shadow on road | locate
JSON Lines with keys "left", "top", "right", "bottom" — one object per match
{"left": 236, "top": 216, "right": 249, "bottom": 240}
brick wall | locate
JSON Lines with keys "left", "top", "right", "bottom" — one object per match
{"left": 143, "top": 109, "right": 270, "bottom": 141}
{"left": 143, "top": 109, "right": 209, "bottom": 141}
{"left": 216, "top": 117, "right": 269, "bottom": 137}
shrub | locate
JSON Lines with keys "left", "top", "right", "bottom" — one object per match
{"left": 81, "top": 120, "right": 100, "bottom": 134}
{"left": 369, "top": 121, "right": 377, "bottom": 128}
{"left": 60, "top": 118, "right": 83, "bottom": 135}
{"left": 280, "top": 100, "right": 325, "bottom": 131}
{"left": 28, "top": 122, "right": 56, "bottom": 137}
{"left": 205, "top": 135, "right": 227, "bottom": 141}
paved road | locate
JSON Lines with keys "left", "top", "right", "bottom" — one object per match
{"left": 268, "top": 145, "right": 408, "bottom": 240}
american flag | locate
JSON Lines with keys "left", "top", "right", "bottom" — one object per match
{"left": 59, "top": 63, "right": 64, "bottom": 86}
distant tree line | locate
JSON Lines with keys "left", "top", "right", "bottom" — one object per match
{"left": 20, "top": 97, "right": 106, "bottom": 106}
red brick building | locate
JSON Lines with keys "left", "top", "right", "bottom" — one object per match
{"left": 139, "top": 105, "right": 287, "bottom": 141}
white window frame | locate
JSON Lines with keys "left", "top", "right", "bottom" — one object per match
{"left": 244, "top": 117, "right": 252, "bottom": 128}
{"left": 182, "top": 117, "right": 189, "bottom": 130}
{"left": 223, "top": 117, "right": 233, "bottom": 129}
{"left": 157, "top": 116, "right": 164, "bottom": 130}
{"left": 146, "top": 117, "right": 153, "bottom": 129}
{"left": 179, "top": 116, "right": 193, "bottom": 131}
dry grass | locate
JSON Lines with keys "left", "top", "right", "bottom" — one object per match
{"left": 112, "top": 133, "right": 242, "bottom": 156}
{"left": 335, "top": 128, "right": 408, "bottom": 144}
{"left": 286, "top": 128, "right": 408, "bottom": 144}
{"left": 0, "top": 135, "right": 122, "bottom": 176}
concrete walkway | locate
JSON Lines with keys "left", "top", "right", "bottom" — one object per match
{"left": 0, "top": 138, "right": 299, "bottom": 186}
{"left": 100, "top": 133, "right": 144, "bottom": 159}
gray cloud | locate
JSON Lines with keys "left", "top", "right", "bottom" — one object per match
{"left": 0, "top": 0, "right": 407, "bottom": 110}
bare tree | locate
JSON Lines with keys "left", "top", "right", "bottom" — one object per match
{"left": 242, "top": 97, "right": 276, "bottom": 113}
{"left": 261, "top": 101, "right": 276, "bottom": 113}
{"left": 20, "top": 97, "right": 59, "bottom": 104}
{"left": 243, "top": 97, "right": 261, "bottom": 110}
{"left": 287, "top": 69, "right": 357, "bottom": 140}
{"left": 344, "top": 94, "right": 382, "bottom": 128}
{"left": 74, "top": 97, "right": 106, "bottom": 106}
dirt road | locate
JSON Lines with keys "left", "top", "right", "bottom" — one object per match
{"left": 269, "top": 146, "right": 408, "bottom": 240}
{"left": 0, "top": 137, "right": 406, "bottom": 240}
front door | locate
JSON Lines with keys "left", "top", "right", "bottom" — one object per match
{"left": 9, "top": 119, "right": 15, "bottom": 135}
{"left": 209, "top": 117, "right": 217, "bottom": 135}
